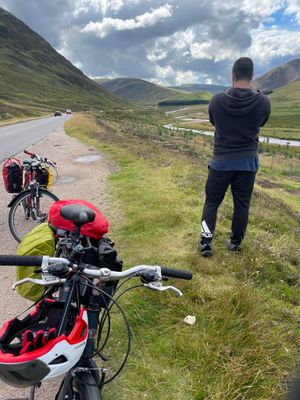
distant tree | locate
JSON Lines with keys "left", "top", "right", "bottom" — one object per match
{"left": 158, "top": 99, "right": 210, "bottom": 106}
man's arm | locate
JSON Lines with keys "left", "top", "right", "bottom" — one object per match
{"left": 260, "top": 97, "right": 271, "bottom": 127}
{"left": 208, "top": 96, "right": 216, "bottom": 126}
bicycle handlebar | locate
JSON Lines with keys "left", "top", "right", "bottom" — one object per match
{"left": 0, "top": 255, "right": 193, "bottom": 281}
{"left": 0, "top": 255, "right": 43, "bottom": 266}
{"left": 161, "top": 267, "right": 192, "bottom": 280}
{"left": 24, "top": 150, "right": 35, "bottom": 157}
{"left": 23, "top": 150, "right": 57, "bottom": 166}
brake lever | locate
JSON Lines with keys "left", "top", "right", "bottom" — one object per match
{"left": 12, "top": 275, "right": 66, "bottom": 290}
{"left": 143, "top": 281, "right": 183, "bottom": 296}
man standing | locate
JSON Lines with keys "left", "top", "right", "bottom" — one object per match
{"left": 199, "top": 57, "right": 271, "bottom": 257}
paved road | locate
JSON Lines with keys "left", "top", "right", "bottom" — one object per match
{"left": 0, "top": 115, "right": 71, "bottom": 161}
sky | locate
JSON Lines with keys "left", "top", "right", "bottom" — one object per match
{"left": 0, "top": 0, "right": 300, "bottom": 86}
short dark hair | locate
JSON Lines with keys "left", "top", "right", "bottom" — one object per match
{"left": 232, "top": 57, "right": 253, "bottom": 81}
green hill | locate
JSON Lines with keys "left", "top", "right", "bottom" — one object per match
{"left": 97, "top": 77, "right": 185, "bottom": 104}
{"left": 96, "top": 77, "right": 210, "bottom": 105}
{"left": 260, "top": 77, "right": 300, "bottom": 138}
{"left": 269, "top": 77, "right": 300, "bottom": 106}
{"left": 252, "top": 58, "right": 300, "bottom": 92}
{"left": 0, "top": 7, "right": 125, "bottom": 119}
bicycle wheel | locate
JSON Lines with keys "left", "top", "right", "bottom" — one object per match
{"left": 56, "top": 372, "right": 102, "bottom": 400}
{"left": 74, "top": 372, "right": 102, "bottom": 400}
{"left": 8, "top": 188, "right": 59, "bottom": 243}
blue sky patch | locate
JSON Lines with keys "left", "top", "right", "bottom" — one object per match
{"left": 265, "top": 7, "right": 297, "bottom": 30}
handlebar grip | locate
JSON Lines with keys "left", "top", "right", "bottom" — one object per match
{"left": 161, "top": 267, "right": 193, "bottom": 280}
{"left": 0, "top": 255, "right": 43, "bottom": 266}
{"left": 24, "top": 150, "right": 36, "bottom": 157}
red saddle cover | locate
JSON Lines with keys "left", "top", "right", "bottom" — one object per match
{"left": 48, "top": 199, "right": 109, "bottom": 240}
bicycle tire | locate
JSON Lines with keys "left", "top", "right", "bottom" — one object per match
{"left": 8, "top": 188, "right": 59, "bottom": 243}
{"left": 74, "top": 372, "right": 102, "bottom": 400}
{"left": 56, "top": 372, "right": 102, "bottom": 400}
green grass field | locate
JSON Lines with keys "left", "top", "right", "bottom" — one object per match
{"left": 65, "top": 112, "right": 300, "bottom": 400}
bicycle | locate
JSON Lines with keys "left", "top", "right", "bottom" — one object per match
{"left": 0, "top": 203, "right": 193, "bottom": 400}
{"left": 7, "top": 150, "right": 59, "bottom": 243}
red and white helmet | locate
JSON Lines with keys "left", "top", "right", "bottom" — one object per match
{"left": 0, "top": 298, "right": 88, "bottom": 388}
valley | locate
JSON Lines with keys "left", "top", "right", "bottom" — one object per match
{"left": 1, "top": 4, "right": 300, "bottom": 399}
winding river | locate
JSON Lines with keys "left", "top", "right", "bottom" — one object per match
{"left": 162, "top": 124, "right": 300, "bottom": 147}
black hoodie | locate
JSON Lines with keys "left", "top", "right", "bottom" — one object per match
{"left": 209, "top": 88, "right": 271, "bottom": 160}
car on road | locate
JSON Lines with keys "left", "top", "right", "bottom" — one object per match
{"left": 66, "top": 109, "right": 72, "bottom": 114}
{"left": 54, "top": 111, "right": 62, "bottom": 116}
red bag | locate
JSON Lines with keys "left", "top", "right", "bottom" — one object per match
{"left": 48, "top": 199, "right": 109, "bottom": 240}
{"left": 2, "top": 158, "right": 23, "bottom": 193}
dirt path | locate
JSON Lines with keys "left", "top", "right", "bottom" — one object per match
{"left": 0, "top": 126, "right": 115, "bottom": 399}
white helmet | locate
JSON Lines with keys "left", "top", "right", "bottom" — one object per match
{"left": 0, "top": 298, "right": 88, "bottom": 388}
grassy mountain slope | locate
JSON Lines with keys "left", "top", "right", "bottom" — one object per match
{"left": 258, "top": 77, "right": 300, "bottom": 139}
{"left": 97, "top": 77, "right": 186, "bottom": 104}
{"left": 269, "top": 77, "right": 300, "bottom": 106}
{"left": 252, "top": 58, "right": 300, "bottom": 91}
{"left": 0, "top": 7, "right": 125, "bottom": 119}
{"left": 97, "top": 77, "right": 211, "bottom": 105}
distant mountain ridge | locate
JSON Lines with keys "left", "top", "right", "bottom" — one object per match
{"left": 96, "top": 77, "right": 188, "bottom": 104}
{"left": 0, "top": 7, "right": 124, "bottom": 117}
{"left": 96, "top": 77, "right": 212, "bottom": 104}
{"left": 252, "top": 58, "right": 300, "bottom": 91}
{"left": 169, "top": 83, "right": 228, "bottom": 94}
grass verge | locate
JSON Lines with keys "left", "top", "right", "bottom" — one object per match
{"left": 65, "top": 113, "right": 300, "bottom": 400}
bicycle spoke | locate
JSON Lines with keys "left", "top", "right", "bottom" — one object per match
{"left": 9, "top": 190, "right": 58, "bottom": 242}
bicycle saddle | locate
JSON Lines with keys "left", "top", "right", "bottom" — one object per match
{"left": 60, "top": 204, "right": 96, "bottom": 226}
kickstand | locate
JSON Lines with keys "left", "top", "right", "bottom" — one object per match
{"left": 28, "top": 383, "right": 40, "bottom": 400}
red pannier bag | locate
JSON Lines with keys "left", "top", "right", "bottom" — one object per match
{"left": 2, "top": 158, "right": 23, "bottom": 193}
{"left": 48, "top": 199, "right": 109, "bottom": 240}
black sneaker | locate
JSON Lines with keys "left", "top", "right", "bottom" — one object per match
{"left": 226, "top": 239, "right": 241, "bottom": 252}
{"left": 198, "top": 241, "right": 212, "bottom": 257}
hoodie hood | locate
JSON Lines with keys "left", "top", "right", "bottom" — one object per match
{"left": 219, "top": 88, "right": 264, "bottom": 116}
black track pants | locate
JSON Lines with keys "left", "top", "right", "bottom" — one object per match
{"left": 200, "top": 168, "right": 256, "bottom": 244}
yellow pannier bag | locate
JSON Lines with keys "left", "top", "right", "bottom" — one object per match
{"left": 17, "top": 222, "right": 55, "bottom": 301}
{"left": 36, "top": 166, "right": 53, "bottom": 189}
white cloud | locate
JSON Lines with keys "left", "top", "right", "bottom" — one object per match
{"left": 153, "top": 64, "right": 175, "bottom": 85}
{"left": 81, "top": 3, "right": 173, "bottom": 38}
{"left": 73, "top": 0, "right": 126, "bottom": 17}
{"left": 239, "top": 0, "right": 284, "bottom": 19}
{"left": 249, "top": 27, "right": 300, "bottom": 62}
{"left": 152, "top": 64, "right": 208, "bottom": 85}
{"left": 1, "top": 0, "right": 300, "bottom": 85}
{"left": 190, "top": 40, "right": 214, "bottom": 60}
{"left": 174, "top": 70, "right": 201, "bottom": 85}
{"left": 285, "top": 0, "right": 300, "bottom": 23}
{"left": 74, "top": 60, "right": 84, "bottom": 69}
{"left": 147, "top": 47, "right": 168, "bottom": 61}
{"left": 169, "top": 29, "right": 196, "bottom": 51}
{"left": 189, "top": 25, "right": 300, "bottom": 65}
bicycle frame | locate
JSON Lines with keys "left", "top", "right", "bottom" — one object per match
{"left": 0, "top": 203, "right": 192, "bottom": 398}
